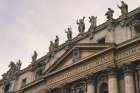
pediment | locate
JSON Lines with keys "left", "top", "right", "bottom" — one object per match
{"left": 46, "top": 43, "right": 113, "bottom": 73}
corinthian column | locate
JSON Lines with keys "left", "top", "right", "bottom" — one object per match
{"left": 108, "top": 67, "right": 118, "bottom": 93}
{"left": 123, "top": 65, "right": 135, "bottom": 93}
{"left": 86, "top": 76, "right": 96, "bottom": 93}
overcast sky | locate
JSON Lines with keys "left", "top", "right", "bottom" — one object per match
{"left": 0, "top": 0, "right": 139, "bottom": 78}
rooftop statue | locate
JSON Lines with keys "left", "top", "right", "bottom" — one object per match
{"left": 89, "top": 16, "right": 97, "bottom": 30}
{"left": 77, "top": 16, "right": 85, "bottom": 34}
{"left": 2, "top": 60, "right": 22, "bottom": 81}
{"left": 54, "top": 35, "right": 59, "bottom": 47}
{"left": 8, "top": 61, "right": 17, "bottom": 73}
{"left": 49, "top": 41, "right": 54, "bottom": 52}
{"left": 65, "top": 26, "right": 72, "bottom": 41}
{"left": 117, "top": 1, "right": 128, "bottom": 17}
{"left": 16, "top": 60, "right": 22, "bottom": 71}
{"left": 105, "top": 8, "right": 114, "bottom": 20}
{"left": 32, "top": 51, "right": 38, "bottom": 62}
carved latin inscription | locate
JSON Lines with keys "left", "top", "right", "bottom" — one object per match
{"left": 116, "top": 44, "right": 140, "bottom": 60}
{"left": 46, "top": 53, "right": 113, "bottom": 86}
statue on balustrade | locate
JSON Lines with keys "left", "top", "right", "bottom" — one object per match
{"left": 89, "top": 16, "right": 97, "bottom": 39}
{"left": 117, "top": 1, "right": 128, "bottom": 17}
{"left": 2, "top": 60, "right": 22, "bottom": 82}
{"left": 54, "top": 35, "right": 59, "bottom": 47}
{"left": 65, "top": 26, "right": 72, "bottom": 41}
{"left": 32, "top": 51, "right": 38, "bottom": 62}
{"left": 105, "top": 8, "right": 114, "bottom": 21}
{"left": 16, "top": 60, "right": 22, "bottom": 71}
{"left": 89, "top": 16, "right": 97, "bottom": 30}
{"left": 77, "top": 17, "right": 85, "bottom": 34}
{"left": 49, "top": 41, "right": 54, "bottom": 52}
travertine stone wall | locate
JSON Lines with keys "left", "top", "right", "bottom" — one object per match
{"left": 79, "top": 25, "right": 136, "bottom": 44}
{"left": 14, "top": 71, "right": 35, "bottom": 91}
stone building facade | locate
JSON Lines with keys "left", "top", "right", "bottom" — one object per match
{"left": 0, "top": 2, "right": 140, "bottom": 93}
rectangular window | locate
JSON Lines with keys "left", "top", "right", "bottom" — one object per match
{"left": 98, "top": 37, "right": 105, "bottom": 44}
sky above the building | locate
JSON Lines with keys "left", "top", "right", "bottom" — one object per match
{"left": 0, "top": 0, "right": 139, "bottom": 78}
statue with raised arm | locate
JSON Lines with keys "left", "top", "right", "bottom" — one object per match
{"left": 54, "top": 35, "right": 59, "bottom": 47}
{"left": 105, "top": 8, "right": 114, "bottom": 20}
{"left": 89, "top": 16, "right": 97, "bottom": 30}
{"left": 32, "top": 51, "right": 38, "bottom": 62}
{"left": 77, "top": 16, "right": 85, "bottom": 34}
{"left": 65, "top": 26, "right": 72, "bottom": 41}
{"left": 117, "top": 1, "right": 128, "bottom": 16}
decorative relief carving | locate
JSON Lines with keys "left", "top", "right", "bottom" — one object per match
{"left": 46, "top": 53, "right": 112, "bottom": 86}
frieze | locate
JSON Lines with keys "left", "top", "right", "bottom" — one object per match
{"left": 116, "top": 43, "right": 140, "bottom": 61}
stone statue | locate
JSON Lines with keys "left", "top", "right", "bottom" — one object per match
{"left": 54, "top": 35, "right": 59, "bottom": 47}
{"left": 77, "top": 17, "right": 85, "bottom": 34}
{"left": 89, "top": 16, "right": 97, "bottom": 29}
{"left": 2, "top": 60, "right": 22, "bottom": 81}
{"left": 6, "top": 61, "right": 17, "bottom": 78}
{"left": 65, "top": 26, "right": 72, "bottom": 41}
{"left": 32, "top": 51, "right": 38, "bottom": 62}
{"left": 49, "top": 41, "right": 54, "bottom": 52}
{"left": 105, "top": 8, "right": 114, "bottom": 20}
{"left": 117, "top": 1, "right": 128, "bottom": 16}
{"left": 16, "top": 60, "right": 22, "bottom": 70}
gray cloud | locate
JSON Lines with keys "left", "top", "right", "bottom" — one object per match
{"left": 0, "top": 0, "right": 139, "bottom": 78}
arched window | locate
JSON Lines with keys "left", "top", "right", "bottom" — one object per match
{"left": 4, "top": 84, "right": 11, "bottom": 93}
{"left": 99, "top": 83, "right": 108, "bottom": 93}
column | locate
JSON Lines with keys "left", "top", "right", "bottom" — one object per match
{"left": 61, "top": 83, "right": 70, "bottom": 93}
{"left": 87, "top": 76, "right": 96, "bottom": 93}
{"left": 136, "top": 64, "right": 140, "bottom": 92}
{"left": 108, "top": 68, "right": 118, "bottom": 93}
{"left": 123, "top": 65, "right": 135, "bottom": 93}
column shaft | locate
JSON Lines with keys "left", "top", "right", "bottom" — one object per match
{"left": 124, "top": 71, "right": 135, "bottom": 93}
{"left": 108, "top": 75, "right": 118, "bottom": 93}
{"left": 87, "top": 82, "right": 95, "bottom": 93}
